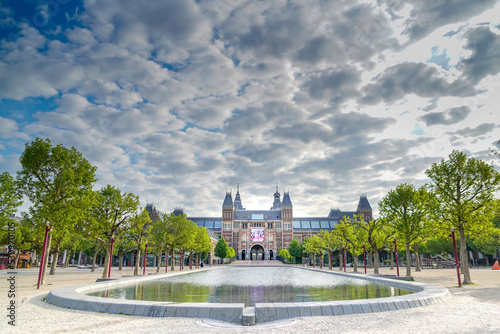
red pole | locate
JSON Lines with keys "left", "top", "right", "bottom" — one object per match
{"left": 394, "top": 238, "right": 400, "bottom": 277}
{"left": 451, "top": 230, "right": 462, "bottom": 287}
{"left": 143, "top": 243, "right": 148, "bottom": 275}
{"left": 37, "top": 225, "right": 51, "bottom": 289}
{"left": 343, "top": 248, "right": 347, "bottom": 272}
{"left": 165, "top": 248, "right": 169, "bottom": 273}
{"left": 363, "top": 244, "right": 367, "bottom": 274}
{"left": 108, "top": 238, "right": 114, "bottom": 278}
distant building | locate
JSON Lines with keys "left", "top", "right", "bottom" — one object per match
{"left": 147, "top": 184, "right": 373, "bottom": 261}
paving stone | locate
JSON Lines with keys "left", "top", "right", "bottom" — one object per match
{"left": 320, "top": 304, "right": 334, "bottom": 316}
{"left": 342, "top": 304, "right": 354, "bottom": 315}
{"left": 332, "top": 304, "right": 344, "bottom": 315}
{"left": 351, "top": 304, "right": 364, "bottom": 314}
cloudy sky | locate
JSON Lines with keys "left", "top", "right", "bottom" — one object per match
{"left": 1, "top": 0, "right": 500, "bottom": 218}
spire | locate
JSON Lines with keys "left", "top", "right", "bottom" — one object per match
{"left": 271, "top": 183, "right": 282, "bottom": 210}
{"left": 234, "top": 183, "right": 243, "bottom": 210}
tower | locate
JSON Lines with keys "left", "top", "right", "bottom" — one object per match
{"left": 357, "top": 193, "right": 372, "bottom": 221}
{"left": 234, "top": 183, "right": 243, "bottom": 210}
{"left": 281, "top": 189, "right": 293, "bottom": 249}
{"left": 271, "top": 182, "right": 282, "bottom": 210}
{"left": 222, "top": 190, "right": 234, "bottom": 247}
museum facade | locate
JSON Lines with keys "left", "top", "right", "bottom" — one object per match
{"left": 146, "top": 184, "right": 373, "bottom": 261}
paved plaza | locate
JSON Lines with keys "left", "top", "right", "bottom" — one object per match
{"left": 1, "top": 265, "right": 499, "bottom": 333}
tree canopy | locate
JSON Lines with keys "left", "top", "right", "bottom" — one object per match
{"left": 426, "top": 150, "right": 500, "bottom": 284}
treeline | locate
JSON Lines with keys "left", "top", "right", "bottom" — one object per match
{"left": 284, "top": 150, "right": 500, "bottom": 284}
{"left": 0, "top": 138, "right": 212, "bottom": 284}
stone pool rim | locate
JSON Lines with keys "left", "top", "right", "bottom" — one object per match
{"left": 45, "top": 266, "right": 452, "bottom": 324}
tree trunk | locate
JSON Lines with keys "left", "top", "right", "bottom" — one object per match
{"left": 329, "top": 251, "right": 332, "bottom": 270}
{"left": 390, "top": 250, "right": 394, "bottom": 270}
{"left": 353, "top": 256, "right": 358, "bottom": 273}
{"left": 405, "top": 242, "right": 412, "bottom": 277}
{"left": 415, "top": 243, "right": 421, "bottom": 271}
{"left": 165, "top": 249, "right": 169, "bottom": 273}
{"left": 312, "top": 253, "right": 315, "bottom": 268}
{"left": 196, "top": 252, "right": 200, "bottom": 269}
{"left": 134, "top": 249, "right": 141, "bottom": 276}
{"left": 91, "top": 240, "right": 101, "bottom": 272}
{"left": 339, "top": 252, "right": 343, "bottom": 271}
{"left": 102, "top": 245, "right": 110, "bottom": 278}
{"left": 459, "top": 224, "right": 472, "bottom": 284}
{"left": 64, "top": 251, "right": 71, "bottom": 268}
{"left": 156, "top": 251, "right": 161, "bottom": 273}
{"left": 13, "top": 249, "right": 20, "bottom": 269}
{"left": 373, "top": 250, "right": 380, "bottom": 274}
{"left": 189, "top": 252, "right": 193, "bottom": 270}
{"left": 119, "top": 254, "right": 123, "bottom": 270}
{"left": 50, "top": 249, "right": 59, "bottom": 275}
{"left": 170, "top": 249, "right": 175, "bottom": 271}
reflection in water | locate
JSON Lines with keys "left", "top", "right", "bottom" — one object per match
{"left": 88, "top": 267, "right": 412, "bottom": 306}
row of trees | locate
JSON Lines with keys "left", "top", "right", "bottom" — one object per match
{"left": 284, "top": 150, "right": 500, "bottom": 284}
{"left": 0, "top": 138, "right": 213, "bottom": 284}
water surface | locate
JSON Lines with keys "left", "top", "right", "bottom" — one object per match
{"left": 88, "top": 267, "right": 411, "bottom": 305}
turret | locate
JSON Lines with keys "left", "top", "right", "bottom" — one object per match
{"left": 270, "top": 182, "right": 282, "bottom": 210}
{"left": 234, "top": 183, "right": 243, "bottom": 210}
{"left": 357, "top": 193, "right": 372, "bottom": 221}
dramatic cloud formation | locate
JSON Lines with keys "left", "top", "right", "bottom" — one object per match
{"left": 1, "top": 0, "right": 499, "bottom": 217}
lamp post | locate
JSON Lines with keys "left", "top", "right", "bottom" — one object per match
{"left": 451, "top": 227, "right": 461, "bottom": 287}
{"left": 143, "top": 242, "right": 148, "bottom": 275}
{"left": 108, "top": 238, "right": 115, "bottom": 278}
{"left": 37, "top": 224, "right": 51, "bottom": 289}
{"left": 363, "top": 243, "right": 367, "bottom": 274}
{"left": 394, "top": 237, "right": 400, "bottom": 277}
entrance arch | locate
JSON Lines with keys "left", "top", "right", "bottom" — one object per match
{"left": 241, "top": 249, "right": 246, "bottom": 260}
{"left": 250, "top": 244, "right": 265, "bottom": 260}
{"left": 269, "top": 249, "right": 274, "bottom": 260}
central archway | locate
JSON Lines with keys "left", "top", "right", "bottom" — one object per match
{"left": 250, "top": 244, "right": 264, "bottom": 260}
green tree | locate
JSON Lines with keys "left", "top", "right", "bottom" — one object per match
{"left": 356, "top": 215, "right": 393, "bottom": 274}
{"left": 288, "top": 237, "right": 303, "bottom": 264}
{"left": 472, "top": 226, "right": 500, "bottom": 265}
{"left": 335, "top": 217, "right": 366, "bottom": 273}
{"left": 227, "top": 247, "right": 236, "bottom": 260}
{"left": 0, "top": 172, "right": 23, "bottom": 224}
{"left": 426, "top": 150, "right": 500, "bottom": 284}
{"left": 278, "top": 248, "right": 290, "bottom": 260}
{"left": 90, "top": 185, "right": 140, "bottom": 278}
{"left": 317, "top": 230, "right": 342, "bottom": 270}
{"left": 149, "top": 217, "right": 167, "bottom": 272}
{"left": 379, "top": 184, "right": 434, "bottom": 277}
{"left": 214, "top": 237, "right": 229, "bottom": 263}
{"left": 192, "top": 226, "right": 212, "bottom": 268}
{"left": 17, "top": 138, "right": 96, "bottom": 283}
{"left": 163, "top": 213, "right": 196, "bottom": 271}
{"left": 128, "top": 208, "right": 152, "bottom": 275}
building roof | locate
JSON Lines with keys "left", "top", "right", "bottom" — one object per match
{"left": 234, "top": 210, "right": 282, "bottom": 221}
{"left": 282, "top": 191, "right": 292, "bottom": 207}
{"left": 188, "top": 217, "right": 223, "bottom": 231}
{"left": 292, "top": 217, "right": 339, "bottom": 231}
{"left": 357, "top": 194, "right": 372, "bottom": 211}
{"left": 223, "top": 191, "right": 233, "bottom": 207}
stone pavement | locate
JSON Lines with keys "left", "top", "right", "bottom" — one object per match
{"left": 1, "top": 265, "right": 499, "bottom": 333}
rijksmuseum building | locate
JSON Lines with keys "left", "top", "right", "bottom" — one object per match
{"left": 147, "top": 184, "right": 373, "bottom": 261}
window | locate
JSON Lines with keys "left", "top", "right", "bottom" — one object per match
{"left": 214, "top": 221, "right": 222, "bottom": 229}
{"left": 269, "top": 234, "right": 274, "bottom": 241}
{"left": 293, "top": 221, "right": 301, "bottom": 229}
{"left": 268, "top": 223, "right": 273, "bottom": 229}
{"left": 301, "top": 221, "right": 311, "bottom": 228}
{"left": 251, "top": 214, "right": 264, "bottom": 220}
{"left": 284, "top": 223, "right": 291, "bottom": 231}
{"left": 311, "top": 221, "right": 320, "bottom": 228}
{"left": 320, "top": 221, "right": 329, "bottom": 229}
{"left": 205, "top": 221, "right": 214, "bottom": 228}
{"left": 233, "top": 222, "right": 240, "bottom": 229}
{"left": 242, "top": 223, "right": 248, "bottom": 229}
{"left": 224, "top": 223, "right": 231, "bottom": 231}
{"left": 276, "top": 222, "right": 282, "bottom": 229}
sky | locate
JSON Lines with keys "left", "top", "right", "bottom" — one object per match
{"left": 1, "top": 0, "right": 500, "bottom": 218}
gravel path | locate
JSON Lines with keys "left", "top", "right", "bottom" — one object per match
{"left": 1, "top": 266, "right": 499, "bottom": 333}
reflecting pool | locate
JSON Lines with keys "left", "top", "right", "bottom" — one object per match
{"left": 88, "top": 267, "right": 411, "bottom": 305}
